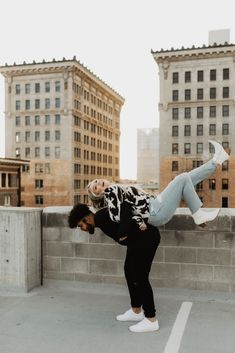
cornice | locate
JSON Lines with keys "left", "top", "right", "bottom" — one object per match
{"left": 151, "top": 43, "right": 235, "bottom": 63}
{"left": 0, "top": 57, "right": 125, "bottom": 104}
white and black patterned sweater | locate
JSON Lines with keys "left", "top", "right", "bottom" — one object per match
{"left": 102, "top": 185, "right": 151, "bottom": 227}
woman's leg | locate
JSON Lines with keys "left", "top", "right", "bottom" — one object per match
{"left": 148, "top": 173, "right": 203, "bottom": 226}
{"left": 188, "top": 159, "right": 217, "bottom": 186}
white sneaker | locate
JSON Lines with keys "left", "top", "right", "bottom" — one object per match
{"left": 192, "top": 208, "right": 220, "bottom": 225}
{"left": 116, "top": 308, "right": 144, "bottom": 322}
{"left": 129, "top": 318, "right": 160, "bottom": 333}
{"left": 209, "top": 140, "right": 230, "bottom": 165}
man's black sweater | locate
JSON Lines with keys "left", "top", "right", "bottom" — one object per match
{"left": 94, "top": 201, "right": 157, "bottom": 245}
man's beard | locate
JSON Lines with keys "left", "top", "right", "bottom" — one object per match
{"left": 87, "top": 223, "right": 95, "bottom": 234}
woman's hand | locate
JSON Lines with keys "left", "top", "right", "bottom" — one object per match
{"left": 119, "top": 236, "right": 128, "bottom": 242}
{"left": 139, "top": 223, "right": 147, "bottom": 231}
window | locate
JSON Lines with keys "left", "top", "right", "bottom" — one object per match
{"left": 196, "top": 182, "right": 203, "bottom": 191}
{"left": 185, "top": 71, "right": 191, "bottom": 83}
{"left": 35, "top": 179, "right": 43, "bottom": 189}
{"left": 222, "top": 197, "right": 228, "bottom": 208}
{"left": 192, "top": 160, "right": 203, "bottom": 169}
{"left": 197, "top": 70, "right": 204, "bottom": 82}
{"left": 184, "top": 125, "right": 191, "bottom": 136}
{"left": 172, "top": 108, "right": 179, "bottom": 120}
{"left": 197, "top": 89, "right": 203, "bottom": 100}
{"left": 209, "top": 179, "right": 216, "bottom": 190}
{"left": 172, "top": 125, "right": 178, "bottom": 136}
{"left": 35, "top": 195, "right": 43, "bottom": 205}
{"left": 15, "top": 132, "right": 21, "bottom": 143}
{"left": 172, "top": 90, "right": 178, "bottom": 101}
{"left": 197, "top": 143, "right": 203, "bottom": 154}
{"left": 35, "top": 147, "right": 40, "bottom": 157}
{"left": 55, "top": 81, "right": 61, "bottom": 92}
{"left": 35, "top": 163, "right": 43, "bottom": 173}
{"left": 55, "top": 130, "right": 60, "bottom": 141}
{"left": 45, "top": 131, "right": 50, "bottom": 141}
{"left": 223, "top": 87, "right": 229, "bottom": 98}
{"left": 222, "top": 141, "right": 229, "bottom": 149}
{"left": 25, "top": 131, "right": 30, "bottom": 142}
{"left": 209, "top": 106, "right": 216, "bottom": 118}
{"left": 16, "top": 100, "right": 21, "bottom": 110}
{"left": 45, "top": 147, "right": 50, "bottom": 157}
{"left": 197, "top": 124, "right": 203, "bottom": 136}
{"left": 222, "top": 123, "right": 229, "bottom": 135}
{"left": 15, "top": 84, "right": 21, "bottom": 94}
{"left": 25, "top": 100, "right": 30, "bottom": 110}
{"left": 222, "top": 105, "right": 229, "bottom": 117}
{"left": 16, "top": 116, "right": 21, "bottom": 126}
{"left": 172, "top": 161, "right": 178, "bottom": 171}
{"left": 197, "top": 107, "right": 203, "bottom": 118}
{"left": 45, "top": 82, "right": 50, "bottom": 92}
{"left": 55, "top": 147, "right": 60, "bottom": 158}
{"left": 45, "top": 98, "right": 50, "bottom": 109}
{"left": 184, "top": 143, "right": 191, "bottom": 154}
{"left": 184, "top": 107, "right": 191, "bottom": 119}
{"left": 210, "top": 87, "right": 216, "bottom": 99}
{"left": 172, "top": 143, "right": 178, "bottom": 155}
{"left": 222, "top": 160, "right": 229, "bottom": 171}
{"left": 15, "top": 148, "right": 20, "bottom": 157}
{"left": 35, "top": 99, "right": 40, "bottom": 109}
{"left": 55, "top": 98, "right": 61, "bottom": 108}
{"left": 209, "top": 124, "right": 216, "bottom": 135}
{"left": 185, "top": 89, "right": 191, "bottom": 100}
{"left": 223, "top": 68, "right": 229, "bottom": 80}
{"left": 45, "top": 115, "right": 50, "bottom": 125}
{"left": 55, "top": 114, "right": 61, "bottom": 125}
{"left": 25, "top": 84, "right": 30, "bottom": 94}
{"left": 35, "top": 83, "right": 40, "bottom": 93}
{"left": 172, "top": 72, "right": 179, "bottom": 83}
{"left": 210, "top": 69, "right": 216, "bottom": 81}
{"left": 35, "top": 115, "right": 40, "bottom": 125}
{"left": 25, "top": 116, "right": 30, "bottom": 125}
{"left": 35, "top": 131, "right": 40, "bottom": 142}
{"left": 222, "top": 179, "right": 228, "bottom": 190}
{"left": 25, "top": 147, "right": 30, "bottom": 158}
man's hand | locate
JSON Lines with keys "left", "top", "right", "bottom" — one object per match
{"left": 139, "top": 223, "right": 147, "bottom": 231}
{"left": 119, "top": 236, "right": 128, "bottom": 242}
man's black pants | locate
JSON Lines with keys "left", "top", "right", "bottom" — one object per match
{"left": 124, "top": 225, "right": 160, "bottom": 318}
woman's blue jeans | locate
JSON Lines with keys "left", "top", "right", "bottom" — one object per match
{"left": 148, "top": 159, "right": 217, "bottom": 227}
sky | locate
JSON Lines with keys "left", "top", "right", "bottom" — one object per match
{"left": 0, "top": 0, "right": 234, "bottom": 179}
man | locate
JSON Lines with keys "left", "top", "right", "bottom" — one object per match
{"left": 68, "top": 201, "right": 161, "bottom": 333}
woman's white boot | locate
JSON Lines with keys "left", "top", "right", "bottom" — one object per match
{"left": 209, "top": 140, "right": 230, "bottom": 165}
{"left": 192, "top": 208, "right": 220, "bottom": 226}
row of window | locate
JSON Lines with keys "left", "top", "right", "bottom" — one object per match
{"left": 15, "top": 81, "right": 61, "bottom": 94}
{"left": 81, "top": 87, "right": 113, "bottom": 113}
{"left": 15, "top": 98, "right": 61, "bottom": 111}
{"left": 73, "top": 152, "right": 118, "bottom": 163}
{"left": 0, "top": 173, "right": 18, "bottom": 188}
{"left": 172, "top": 87, "right": 230, "bottom": 101}
{"left": 172, "top": 141, "right": 229, "bottom": 155}
{"left": 172, "top": 123, "right": 229, "bottom": 137}
{"left": 172, "top": 105, "right": 230, "bottom": 119}
{"left": 16, "top": 130, "right": 61, "bottom": 143}
{"left": 15, "top": 114, "right": 61, "bottom": 126}
{"left": 16, "top": 147, "right": 61, "bottom": 159}
{"left": 172, "top": 68, "right": 229, "bottom": 84}
{"left": 172, "top": 159, "right": 228, "bottom": 172}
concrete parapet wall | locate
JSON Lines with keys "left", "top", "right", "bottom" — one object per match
{"left": 0, "top": 207, "right": 42, "bottom": 292}
{"left": 42, "top": 207, "right": 235, "bottom": 292}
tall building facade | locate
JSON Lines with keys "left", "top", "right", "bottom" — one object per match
{"left": 0, "top": 58, "right": 124, "bottom": 207}
{"left": 152, "top": 38, "right": 235, "bottom": 207}
{"left": 137, "top": 128, "right": 159, "bottom": 184}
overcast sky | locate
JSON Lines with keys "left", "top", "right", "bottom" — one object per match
{"left": 0, "top": 0, "right": 234, "bottom": 179}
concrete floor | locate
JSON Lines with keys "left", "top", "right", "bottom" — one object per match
{"left": 0, "top": 280, "right": 235, "bottom": 353}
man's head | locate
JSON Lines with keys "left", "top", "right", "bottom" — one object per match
{"left": 68, "top": 203, "right": 95, "bottom": 234}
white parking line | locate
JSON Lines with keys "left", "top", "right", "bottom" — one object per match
{"left": 163, "top": 301, "right": 193, "bottom": 353}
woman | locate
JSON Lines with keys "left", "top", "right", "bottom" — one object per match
{"left": 87, "top": 140, "right": 230, "bottom": 228}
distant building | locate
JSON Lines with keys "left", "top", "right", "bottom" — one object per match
{"left": 0, "top": 158, "right": 29, "bottom": 206}
{"left": 137, "top": 128, "right": 159, "bottom": 184}
{"left": 0, "top": 58, "right": 124, "bottom": 207}
{"left": 152, "top": 30, "right": 235, "bottom": 207}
